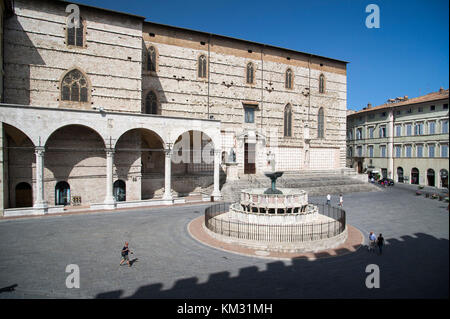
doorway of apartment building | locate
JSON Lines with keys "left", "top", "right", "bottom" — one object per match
{"left": 15, "top": 182, "right": 33, "bottom": 208}
{"left": 244, "top": 143, "right": 256, "bottom": 174}
{"left": 357, "top": 161, "right": 363, "bottom": 174}
{"left": 440, "top": 169, "right": 448, "bottom": 189}
{"left": 397, "top": 167, "right": 404, "bottom": 183}
{"left": 411, "top": 168, "right": 419, "bottom": 185}
{"left": 427, "top": 169, "right": 435, "bottom": 187}
{"left": 381, "top": 168, "right": 387, "bottom": 179}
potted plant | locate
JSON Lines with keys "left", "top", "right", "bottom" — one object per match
{"left": 431, "top": 193, "right": 439, "bottom": 199}
{"left": 418, "top": 185, "right": 424, "bottom": 190}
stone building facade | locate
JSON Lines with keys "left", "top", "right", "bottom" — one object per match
{"left": 0, "top": 0, "right": 348, "bottom": 216}
{"left": 347, "top": 88, "right": 449, "bottom": 188}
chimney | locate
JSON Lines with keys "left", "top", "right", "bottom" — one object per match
{"left": 439, "top": 87, "right": 444, "bottom": 93}
{"left": 404, "top": 95, "right": 408, "bottom": 100}
{"left": 367, "top": 103, "right": 372, "bottom": 108}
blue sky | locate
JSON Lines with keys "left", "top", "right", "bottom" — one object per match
{"left": 74, "top": 0, "right": 449, "bottom": 111}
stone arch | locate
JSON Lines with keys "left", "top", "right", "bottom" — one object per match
{"left": 1, "top": 123, "right": 36, "bottom": 209}
{"left": 171, "top": 130, "right": 217, "bottom": 196}
{"left": 115, "top": 128, "right": 166, "bottom": 200}
{"left": 45, "top": 124, "right": 107, "bottom": 206}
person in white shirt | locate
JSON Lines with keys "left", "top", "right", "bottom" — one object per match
{"left": 326, "top": 194, "right": 331, "bottom": 205}
{"left": 339, "top": 194, "right": 343, "bottom": 207}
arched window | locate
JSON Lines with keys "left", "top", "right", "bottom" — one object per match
{"left": 61, "top": 69, "right": 89, "bottom": 102}
{"left": 319, "top": 74, "right": 325, "bottom": 93}
{"left": 67, "top": 17, "right": 84, "bottom": 47}
{"left": 147, "top": 46, "right": 157, "bottom": 72}
{"left": 113, "top": 180, "right": 126, "bottom": 202}
{"left": 145, "top": 91, "right": 158, "bottom": 114}
{"left": 246, "top": 62, "right": 254, "bottom": 84}
{"left": 318, "top": 107, "right": 324, "bottom": 138}
{"left": 198, "top": 55, "right": 207, "bottom": 78}
{"left": 284, "top": 104, "right": 292, "bottom": 137}
{"left": 55, "top": 181, "right": 70, "bottom": 206}
{"left": 285, "top": 69, "right": 293, "bottom": 89}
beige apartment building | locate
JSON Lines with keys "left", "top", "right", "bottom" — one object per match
{"left": 0, "top": 0, "right": 348, "bottom": 216}
{"left": 347, "top": 88, "right": 449, "bottom": 189}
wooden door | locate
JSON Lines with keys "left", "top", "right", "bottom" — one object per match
{"left": 244, "top": 143, "right": 256, "bottom": 174}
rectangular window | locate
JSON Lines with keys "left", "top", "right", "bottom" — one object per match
{"left": 429, "top": 145, "right": 435, "bottom": 158}
{"left": 395, "top": 145, "right": 401, "bottom": 158}
{"left": 244, "top": 107, "right": 255, "bottom": 123}
{"left": 405, "top": 145, "right": 412, "bottom": 158}
{"left": 442, "top": 120, "right": 449, "bottom": 134}
{"left": 441, "top": 145, "right": 448, "bottom": 158}
{"left": 430, "top": 105, "right": 435, "bottom": 111}
{"left": 406, "top": 124, "right": 412, "bottom": 136}
{"left": 417, "top": 145, "right": 423, "bottom": 158}
{"left": 357, "top": 146, "right": 362, "bottom": 157}
{"left": 379, "top": 126, "right": 386, "bottom": 138}
{"left": 414, "top": 123, "right": 423, "bottom": 135}
{"left": 348, "top": 130, "right": 353, "bottom": 140}
{"left": 395, "top": 125, "right": 402, "bottom": 137}
{"left": 418, "top": 107, "right": 423, "bottom": 112}
{"left": 368, "top": 146, "right": 374, "bottom": 158}
{"left": 429, "top": 121, "right": 435, "bottom": 135}
{"left": 368, "top": 127, "right": 374, "bottom": 139}
{"left": 357, "top": 128, "right": 363, "bottom": 140}
{"left": 444, "top": 104, "right": 449, "bottom": 110}
{"left": 380, "top": 146, "right": 386, "bottom": 158}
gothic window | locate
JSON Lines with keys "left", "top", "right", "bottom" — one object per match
{"left": 319, "top": 74, "right": 325, "bottom": 93}
{"left": 147, "top": 46, "right": 157, "bottom": 72}
{"left": 145, "top": 91, "right": 158, "bottom": 114}
{"left": 285, "top": 69, "right": 293, "bottom": 89}
{"left": 198, "top": 55, "right": 207, "bottom": 78}
{"left": 318, "top": 107, "right": 325, "bottom": 138}
{"left": 61, "top": 69, "right": 89, "bottom": 102}
{"left": 284, "top": 104, "right": 292, "bottom": 137}
{"left": 246, "top": 62, "right": 254, "bottom": 84}
{"left": 67, "top": 17, "right": 84, "bottom": 47}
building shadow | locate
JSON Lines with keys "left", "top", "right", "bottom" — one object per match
{"left": 95, "top": 232, "right": 449, "bottom": 299}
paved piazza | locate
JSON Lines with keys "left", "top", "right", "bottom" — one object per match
{"left": 0, "top": 185, "right": 448, "bottom": 299}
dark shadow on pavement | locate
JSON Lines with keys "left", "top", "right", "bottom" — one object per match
{"left": 95, "top": 232, "right": 449, "bottom": 299}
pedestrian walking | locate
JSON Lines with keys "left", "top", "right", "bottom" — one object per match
{"left": 368, "top": 231, "right": 376, "bottom": 252}
{"left": 326, "top": 194, "right": 331, "bottom": 206}
{"left": 339, "top": 194, "right": 343, "bottom": 208}
{"left": 377, "top": 234, "right": 384, "bottom": 255}
{"left": 120, "top": 241, "right": 132, "bottom": 267}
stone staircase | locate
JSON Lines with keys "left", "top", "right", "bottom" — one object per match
{"left": 218, "top": 168, "right": 380, "bottom": 203}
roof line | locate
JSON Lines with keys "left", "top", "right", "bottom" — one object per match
{"left": 54, "top": 0, "right": 146, "bottom": 20}
{"left": 144, "top": 20, "right": 349, "bottom": 64}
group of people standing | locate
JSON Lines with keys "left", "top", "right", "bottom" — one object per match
{"left": 368, "top": 232, "right": 385, "bottom": 254}
{"left": 326, "top": 194, "right": 344, "bottom": 207}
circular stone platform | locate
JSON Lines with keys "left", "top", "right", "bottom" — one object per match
{"left": 188, "top": 216, "right": 364, "bottom": 260}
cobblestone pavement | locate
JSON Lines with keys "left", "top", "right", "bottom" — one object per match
{"left": 0, "top": 185, "right": 448, "bottom": 299}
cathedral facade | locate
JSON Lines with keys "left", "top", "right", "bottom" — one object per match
{"left": 0, "top": 0, "right": 348, "bottom": 216}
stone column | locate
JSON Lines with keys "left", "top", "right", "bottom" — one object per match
{"left": 103, "top": 149, "right": 116, "bottom": 207}
{"left": 34, "top": 146, "right": 48, "bottom": 212}
{"left": 211, "top": 148, "right": 222, "bottom": 200}
{"left": 162, "top": 149, "right": 173, "bottom": 201}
